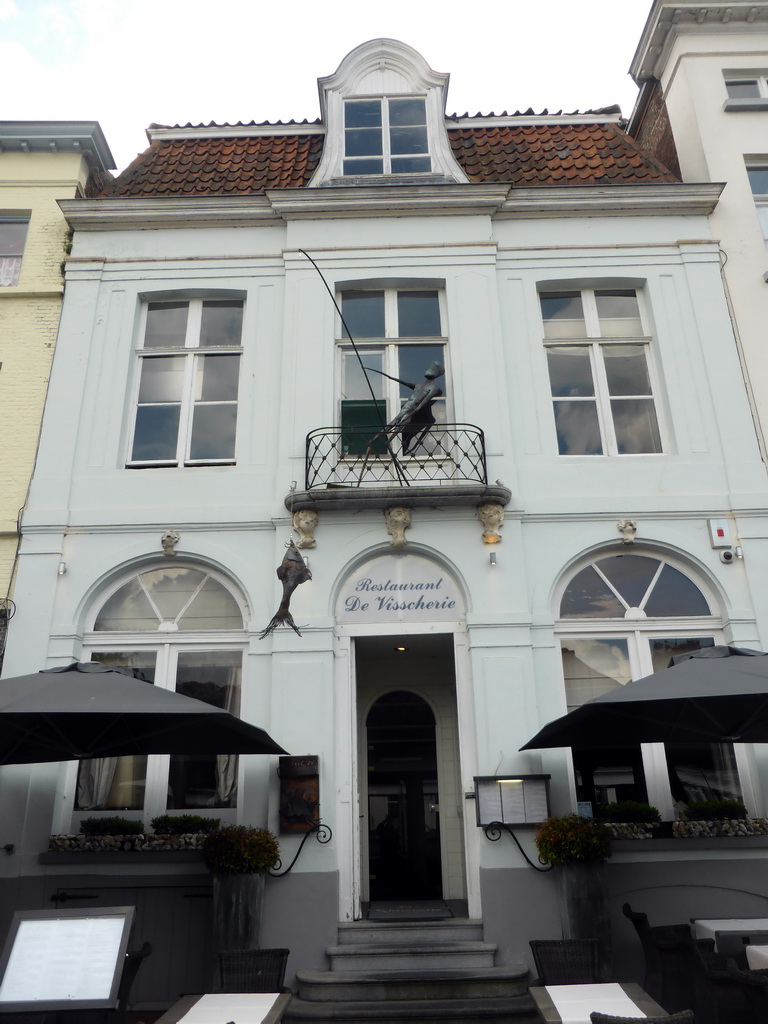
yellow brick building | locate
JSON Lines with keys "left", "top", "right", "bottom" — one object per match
{"left": 0, "top": 123, "right": 113, "bottom": 665}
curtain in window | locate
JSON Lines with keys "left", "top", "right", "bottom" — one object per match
{"left": 76, "top": 757, "right": 118, "bottom": 811}
{"left": 215, "top": 662, "right": 240, "bottom": 804}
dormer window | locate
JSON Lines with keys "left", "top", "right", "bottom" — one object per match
{"left": 344, "top": 97, "right": 431, "bottom": 175}
{"left": 310, "top": 39, "right": 468, "bottom": 187}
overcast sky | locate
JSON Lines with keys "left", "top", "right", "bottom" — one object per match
{"left": 2, "top": 0, "right": 654, "bottom": 174}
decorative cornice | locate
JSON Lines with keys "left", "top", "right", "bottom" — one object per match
{"left": 58, "top": 196, "right": 277, "bottom": 230}
{"left": 631, "top": 1, "right": 768, "bottom": 84}
{"left": 265, "top": 183, "right": 510, "bottom": 218}
{"left": 58, "top": 182, "right": 723, "bottom": 231}
{"left": 447, "top": 113, "right": 623, "bottom": 128}
{"left": 147, "top": 124, "right": 326, "bottom": 142}
{"left": 0, "top": 121, "right": 115, "bottom": 172}
{"left": 497, "top": 183, "right": 724, "bottom": 218}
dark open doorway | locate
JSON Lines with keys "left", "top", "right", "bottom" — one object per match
{"left": 366, "top": 690, "right": 442, "bottom": 900}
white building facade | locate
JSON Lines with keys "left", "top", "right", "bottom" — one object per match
{"left": 4, "top": 37, "right": 768, "bottom": 1011}
{"left": 630, "top": 0, "right": 768, "bottom": 455}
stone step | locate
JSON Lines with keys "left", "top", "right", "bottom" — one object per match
{"left": 296, "top": 964, "right": 530, "bottom": 1002}
{"left": 337, "top": 919, "right": 485, "bottom": 945}
{"left": 283, "top": 993, "right": 539, "bottom": 1024}
{"left": 326, "top": 940, "right": 497, "bottom": 973}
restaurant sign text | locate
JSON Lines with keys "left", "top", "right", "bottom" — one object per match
{"left": 336, "top": 555, "right": 464, "bottom": 623}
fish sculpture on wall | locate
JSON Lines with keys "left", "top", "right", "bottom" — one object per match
{"left": 259, "top": 540, "right": 312, "bottom": 639}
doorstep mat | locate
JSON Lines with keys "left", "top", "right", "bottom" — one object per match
{"left": 367, "top": 900, "right": 454, "bottom": 921}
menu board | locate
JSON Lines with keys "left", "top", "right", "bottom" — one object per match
{"left": 0, "top": 906, "right": 134, "bottom": 1011}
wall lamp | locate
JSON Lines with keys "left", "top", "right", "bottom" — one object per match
{"left": 57, "top": 562, "right": 67, "bottom": 576}
{"left": 489, "top": 551, "right": 497, "bottom": 567}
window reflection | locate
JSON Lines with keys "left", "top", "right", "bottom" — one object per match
{"left": 168, "top": 652, "right": 242, "bottom": 809}
{"left": 560, "top": 555, "right": 710, "bottom": 619}
{"left": 561, "top": 638, "right": 631, "bottom": 710}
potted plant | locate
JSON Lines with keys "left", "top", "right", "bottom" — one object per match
{"left": 535, "top": 815, "right": 612, "bottom": 979}
{"left": 597, "top": 801, "right": 661, "bottom": 839}
{"left": 202, "top": 825, "right": 280, "bottom": 952}
{"left": 151, "top": 814, "right": 221, "bottom": 836}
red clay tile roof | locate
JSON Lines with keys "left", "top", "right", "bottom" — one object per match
{"left": 102, "top": 121, "right": 676, "bottom": 198}
{"left": 447, "top": 123, "right": 677, "bottom": 185}
{"left": 105, "top": 134, "right": 324, "bottom": 197}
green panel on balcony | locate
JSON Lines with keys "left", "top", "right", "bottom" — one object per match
{"left": 341, "top": 400, "right": 388, "bottom": 456}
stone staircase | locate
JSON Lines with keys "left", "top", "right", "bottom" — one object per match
{"left": 283, "top": 918, "right": 539, "bottom": 1023}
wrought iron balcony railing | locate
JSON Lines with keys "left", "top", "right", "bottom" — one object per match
{"left": 305, "top": 423, "right": 488, "bottom": 490}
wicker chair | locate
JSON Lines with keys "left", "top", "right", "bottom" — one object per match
{"left": 529, "top": 938, "right": 600, "bottom": 985}
{"left": 690, "top": 943, "right": 768, "bottom": 1024}
{"left": 218, "top": 947, "right": 290, "bottom": 993}
{"left": 113, "top": 941, "right": 152, "bottom": 1022}
{"left": 589, "top": 1013, "right": 694, "bottom": 1024}
{"left": 622, "top": 903, "right": 699, "bottom": 1012}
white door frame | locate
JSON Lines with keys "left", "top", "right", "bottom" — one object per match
{"left": 334, "top": 619, "right": 480, "bottom": 921}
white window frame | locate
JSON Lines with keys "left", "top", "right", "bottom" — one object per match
{"left": 726, "top": 75, "right": 768, "bottom": 98}
{"left": 0, "top": 218, "right": 28, "bottom": 287}
{"left": 724, "top": 74, "right": 768, "bottom": 109}
{"left": 556, "top": 625, "right": 754, "bottom": 819}
{"left": 53, "top": 563, "right": 251, "bottom": 833}
{"left": 343, "top": 96, "right": 432, "bottom": 176}
{"left": 554, "top": 552, "right": 756, "bottom": 819}
{"left": 746, "top": 163, "right": 768, "bottom": 241}
{"left": 337, "top": 286, "right": 449, "bottom": 425}
{"left": 541, "top": 287, "right": 663, "bottom": 457}
{"left": 57, "top": 640, "right": 248, "bottom": 833}
{"left": 127, "top": 297, "right": 243, "bottom": 468}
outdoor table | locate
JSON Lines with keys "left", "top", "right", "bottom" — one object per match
{"left": 747, "top": 944, "right": 768, "bottom": 969}
{"left": 692, "top": 918, "right": 768, "bottom": 956}
{"left": 154, "top": 990, "right": 291, "bottom": 1024}
{"left": 530, "top": 981, "right": 666, "bottom": 1023}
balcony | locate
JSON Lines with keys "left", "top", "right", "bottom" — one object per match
{"left": 286, "top": 423, "right": 511, "bottom": 513}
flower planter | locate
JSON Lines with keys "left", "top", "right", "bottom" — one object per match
{"left": 48, "top": 832, "right": 208, "bottom": 852}
{"left": 672, "top": 817, "right": 768, "bottom": 838}
{"left": 212, "top": 873, "right": 266, "bottom": 951}
{"left": 555, "top": 861, "right": 611, "bottom": 980}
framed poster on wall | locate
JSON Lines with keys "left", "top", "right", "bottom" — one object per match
{"left": 0, "top": 905, "right": 134, "bottom": 1012}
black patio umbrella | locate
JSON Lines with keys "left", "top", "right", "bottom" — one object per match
{"left": 521, "top": 645, "right": 768, "bottom": 751}
{"left": 0, "top": 662, "right": 287, "bottom": 765}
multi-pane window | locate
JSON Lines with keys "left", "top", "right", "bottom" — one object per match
{"left": 338, "top": 288, "right": 446, "bottom": 454}
{"left": 541, "top": 288, "right": 662, "bottom": 456}
{"left": 129, "top": 299, "right": 243, "bottom": 467}
{"left": 74, "top": 566, "right": 245, "bottom": 822}
{"left": 343, "top": 97, "right": 431, "bottom": 175}
{"left": 557, "top": 553, "right": 742, "bottom": 817}
{"left": 747, "top": 164, "right": 768, "bottom": 240}
{"left": 0, "top": 219, "right": 28, "bottom": 287}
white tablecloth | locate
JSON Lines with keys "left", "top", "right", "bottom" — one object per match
{"left": 174, "top": 992, "right": 281, "bottom": 1023}
{"left": 694, "top": 918, "right": 768, "bottom": 942}
{"left": 546, "top": 983, "right": 644, "bottom": 1024}
{"left": 747, "top": 944, "right": 768, "bottom": 969}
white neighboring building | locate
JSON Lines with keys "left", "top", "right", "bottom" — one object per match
{"left": 3, "top": 36, "right": 768, "bottom": 1014}
{"left": 630, "top": 0, "right": 768, "bottom": 455}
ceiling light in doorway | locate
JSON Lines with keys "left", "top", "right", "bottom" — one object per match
{"left": 394, "top": 646, "right": 408, "bottom": 652}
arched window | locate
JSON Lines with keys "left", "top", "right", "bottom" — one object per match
{"left": 74, "top": 566, "right": 246, "bottom": 824}
{"left": 556, "top": 553, "right": 741, "bottom": 817}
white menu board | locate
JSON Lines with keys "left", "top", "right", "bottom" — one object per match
{"left": 0, "top": 906, "right": 134, "bottom": 1010}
